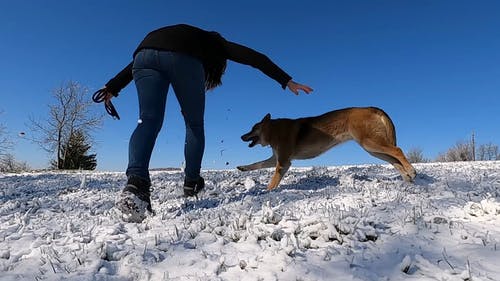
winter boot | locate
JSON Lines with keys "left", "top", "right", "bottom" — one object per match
{"left": 183, "top": 177, "right": 205, "bottom": 197}
{"left": 116, "top": 176, "right": 152, "bottom": 223}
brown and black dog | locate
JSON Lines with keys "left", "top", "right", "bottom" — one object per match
{"left": 237, "top": 107, "right": 417, "bottom": 190}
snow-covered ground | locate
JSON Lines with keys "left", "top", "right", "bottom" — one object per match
{"left": 1, "top": 161, "right": 499, "bottom": 281}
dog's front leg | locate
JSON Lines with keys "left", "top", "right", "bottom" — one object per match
{"left": 237, "top": 155, "right": 276, "bottom": 171}
{"left": 267, "top": 158, "right": 291, "bottom": 190}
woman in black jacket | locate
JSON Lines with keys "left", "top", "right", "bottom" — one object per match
{"left": 100, "top": 24, "right": 312, "bottom": 222}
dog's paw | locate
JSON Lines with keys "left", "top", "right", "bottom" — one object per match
{"left": 402, "top": 166, "right": 417, "bottom": 182}
{"left": 267, "top": 183, "right": 278, "bottom": 191}
{"left": 409, "top": 167, "right": 417, "bottom": 180}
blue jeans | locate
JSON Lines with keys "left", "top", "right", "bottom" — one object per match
{"left": 126, "top": 49, "right": 206, "bottom": 183}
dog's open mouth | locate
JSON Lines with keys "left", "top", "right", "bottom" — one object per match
{"left": 242, "top": 135, "right": 259, "bottom": 147}
{"left": 248, "top": 136, "right": 259, "bottom": 147}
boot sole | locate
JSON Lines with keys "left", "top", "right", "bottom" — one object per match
{"left": 116, "top": 191, "right": 150, "bottom": 223}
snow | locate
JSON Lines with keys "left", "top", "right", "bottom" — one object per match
{"left": 0, "top": 161, "right": 499, "bottom": 281}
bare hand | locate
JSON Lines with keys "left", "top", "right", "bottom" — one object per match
{"left": 101, "top": 86, "right": 114, "bottom": 104}
{"left": 286, "top": 80, "right": 313, "bottom": 95}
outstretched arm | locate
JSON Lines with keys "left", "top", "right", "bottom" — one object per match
{"left": 225, "top": 41, "right": 313, "bottom": 95}
{"left": 224, "top": 41, "right": 313, "bottom": 94}
{"left": 224, "top": 41, "right": 290, "bottom": 88}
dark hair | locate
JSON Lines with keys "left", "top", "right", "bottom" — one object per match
{"left": 204, "top": 32, "right": 227, "bottom": 90}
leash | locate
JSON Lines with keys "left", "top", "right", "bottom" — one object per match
{"left": 92, "top": 89, "right": 120, "bottom": 120}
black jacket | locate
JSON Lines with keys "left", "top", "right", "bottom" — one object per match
{"left": 105, "top": 24, "right": 292, "bottom": 95}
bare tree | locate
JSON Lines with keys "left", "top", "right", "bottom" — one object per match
{"left": 28, "top": 81, "right": 104, "bottom": 169}
{"left": 406, "top": 147, "right": 428, "bottom": 163}
{"left": 0, "top": 110, "right": 30, "bottom": 172}
{"left": 0, "top": 153, "right": 30, "bottom": 173}
{"left": 477, "top": 143, "right": 500, "bottom": 161}
{"left": 436, "top": 141, "right": 474, "bottom": 162}
{"left": 0, "top": 110, "right": 13, "bottom": 157}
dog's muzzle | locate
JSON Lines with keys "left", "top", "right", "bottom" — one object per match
{"left": 241, "top": 134, "right": 259, "bottom": 147}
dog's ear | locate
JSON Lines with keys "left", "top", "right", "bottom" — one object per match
{"left": 262, "top": 113, "right": 271, "bottom": 121}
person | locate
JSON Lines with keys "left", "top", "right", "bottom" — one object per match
{"left": 99, "top": 23, "right": 313, "bottom": 222}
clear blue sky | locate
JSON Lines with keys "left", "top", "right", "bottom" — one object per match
{"left": 1, "top": 0, "right": 499, "bottom": 171}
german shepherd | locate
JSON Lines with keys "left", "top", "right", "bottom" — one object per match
{"left": 237, "top": 107, "right": 417, "bottom": 190}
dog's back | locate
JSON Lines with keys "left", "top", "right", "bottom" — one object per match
{"left": 298, "top": 107, "right": 396, "bottom": 150}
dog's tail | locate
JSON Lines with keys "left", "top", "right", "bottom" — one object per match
{"left": 373, "top": 107, "right": 397, "bottom": 146}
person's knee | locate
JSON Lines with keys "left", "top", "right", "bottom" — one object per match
{"left": 182, "top": 117, "right": 202, "bottom": 130}
{"left": 138, "top": 114, "right": 164, "bottom": 135}
{"left": 185, "top": 123, "right": 204, "bottom": 138}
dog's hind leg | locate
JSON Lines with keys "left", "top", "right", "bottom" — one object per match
{"left": 237, "top": 155, "right": 276, "bottom": 171}
{"left": 361, "top": 141, "right": 417, "bottom": 181}
{"left": 368, "top": 152, "right": 412, "bottom": 181}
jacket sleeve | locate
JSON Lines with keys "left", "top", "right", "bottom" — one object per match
{"left": 105, "top": 62, "right": 133, "bottom": 96}
{"left": 223, "top": 41, "right": 292, "bottom": 89}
